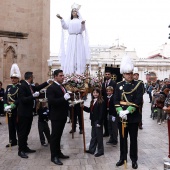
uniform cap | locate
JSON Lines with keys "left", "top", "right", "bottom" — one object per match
{"left": 133, "top": 67, "right": 139, "bottom": 74}
{"left": 120, "top": 55, "right": 134, "bottom": 74}
{"left": 10, "top": 63, "right": 21, "bottom": 79}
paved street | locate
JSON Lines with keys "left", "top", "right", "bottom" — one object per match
{"left": 0, "top": 93, "right": 169, "bottom": 170}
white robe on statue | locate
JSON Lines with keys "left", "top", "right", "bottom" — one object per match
{"left": 59, "top": 18, "right": 90, "bottom": 75}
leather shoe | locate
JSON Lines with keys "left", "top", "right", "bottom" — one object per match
{"left": 6, "top": 143, "right": 17, "bottom": 148}
{"left": 69, "top": 129, "right": 76, "bottom": 133}
{"left": 85, "top": 150, "right": 94, "bottom": 155}
{"left": 103, "top": 133, "right": 109, "bottom": 137}
{"left": 94, "top": 153, "right": 104, "bottom": 157}
{"left": 41, "top": 143, "right": 48, "bottom": 147}
{"left": 116, "top": 159, "right": 125, "bottom": 166}
{"left": 139, "top": 126, "right": 143, "bottom": 130}
{"left": 132, "top": 161, "right": 138, "bottom": 169}
{"left": 25, "top": 147, "right": 36, "bottom": 153}
{"left": 59, "top": 153, "right": 69, "bottom": 159}
{"left": 79, "top": 130, "right": 83, "bottom": 134}
{"left": 51, "top": 157, "right": 63, "bottom": 165}
{"left": 18, "top": 151, "right": 28, "bottom": 158}
{"left": 106, "top": 140, "right": 113, "bottom": 145}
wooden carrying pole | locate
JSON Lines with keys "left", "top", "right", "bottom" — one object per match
{"left": 71, "top": 106, "right": 74, "bottom": 139}
{"left": 81, "top": 105, "right": 86, "bottom": 152}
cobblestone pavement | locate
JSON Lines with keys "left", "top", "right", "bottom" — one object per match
{"left": 0, "top": 93, "right": 168, "bottom": 170}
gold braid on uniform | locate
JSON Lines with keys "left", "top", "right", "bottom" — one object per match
{"left": 121, "top": 81, "right": 142, "bottom": 107}
{"left": 7, "top": 88, "right": 19, "bottom": 102}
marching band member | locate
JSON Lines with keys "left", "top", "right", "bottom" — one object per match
{"left": 114, "top": 55, "right": 143, "bottom": 169}
{"left": 4, "top": 64, "right": 21, "bottom": 147}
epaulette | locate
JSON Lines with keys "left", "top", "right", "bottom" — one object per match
{"left": 117, "top": 80, "right": 123, "bottom": 85}
{"left": 46, "top": 84, "right": 52, "bottom": 88}
{"left": 138, "top": 80, "right": 144, "bottom": 83}
{"left": 7, "top": 84, "right": 13, "bottom": 88}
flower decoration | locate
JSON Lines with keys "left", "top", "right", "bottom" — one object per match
{"left": 89, "top": 76, "right": 101, "bottom": 88}
{"left": 63, "top": 74, "right": 86, "bottom": 89}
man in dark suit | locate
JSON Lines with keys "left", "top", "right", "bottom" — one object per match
{"left": 47, "top": 69, "right": 70, "bottom": 165}
{"left": 18, "top": 72, "right": 49, "bottom": 158}
{"left": 102, "top": 70, "right": 116, "bottom": 137}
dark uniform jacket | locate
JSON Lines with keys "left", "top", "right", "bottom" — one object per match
{"left": 114, "top": 80, "right": 143, "bottom": 123}
{"left": 18, "top": 80, "right": 48, "bottom": 117}
{"left": 37, "top": 106, "right": 49, "bottom": 122}
{"left": 83, "top": 101, "right": 105, "bottom": 126}
{"left": 47, "top": 82, "right": 69, "bottom": 121}
{"left": 4, "top": 84, "right": 20, "bottom": 113}
{"left": 0, "top": 88, "right": 4, "bottom": 98}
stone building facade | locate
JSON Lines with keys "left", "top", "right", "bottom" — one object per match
{"left": 51, "top": 43, "right": 170, "bottom": 83}
{"left": 0, "top": 0, "right": 50, "bottom": 87}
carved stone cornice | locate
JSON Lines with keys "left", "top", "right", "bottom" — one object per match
{"left": 0, "top": 30, "right": 28, "bottom": 39}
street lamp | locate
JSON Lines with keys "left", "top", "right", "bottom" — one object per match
{"left": 47, "top": 59, "right": 53, "bottom": 78}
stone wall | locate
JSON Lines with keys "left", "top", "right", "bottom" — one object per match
{"left": 0, "top": 0, "right": 50, "bottom": 87}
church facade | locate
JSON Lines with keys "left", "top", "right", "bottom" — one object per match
{"left": 0, "top": 0, "right": 50, "bottom": 87}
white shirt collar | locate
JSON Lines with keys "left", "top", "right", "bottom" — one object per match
{"left": 107, "top": 94, "right": 113, "bottom": 98}
{"left": 25, "top": 80, "right": 30, "bottom": 85}
{"left": 93, "top": 98, "right": 97, "bottom": 105}
{"left": 54, "top": 81, "right": 61, "bottom": 86}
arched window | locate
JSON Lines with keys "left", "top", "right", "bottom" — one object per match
{"left": 3, "top": 46, "right": 17, "bottom": 80}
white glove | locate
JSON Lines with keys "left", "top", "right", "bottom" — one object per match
{"left": 119, "top": 110, "right": 124, "bottom": 118}
{"left": 43, "top": 112, "right": 47, "bottom": 115}
{"left": 4, "top": 105, "right": 11, "bottom": 112}
{"left": 123, "top": 110, "right": 129, "bottom": 115}
{"left": 112, "top": 116, "right": 116, "bottom": 122}
{"left": 121, "top": 110, "right": 129, "bottom": 118}
{"left": 122, "top": 114, "right": 127, "bottom": 120}
{"left": 96, "top": 124, "right": 101, "bottom": 127}
{"left": 47, "top": 79, "right": 53, "bottom": 84}
{"left": 33, "top": 91, "right": 40, "bottom": 97}
{"left": 64, "top": 93, "right": 70, "bottom": 100}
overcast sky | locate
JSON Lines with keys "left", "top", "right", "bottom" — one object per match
{"left": 50, "top": 0, "right": 170, "bottom": 58}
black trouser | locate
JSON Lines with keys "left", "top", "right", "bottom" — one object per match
{"left": 149, "top": 92, "right": 152, "bottom": 102}
{"left": 0, "top": 101, "right": 4, "bottom": 115}
{"left": 139, "top": 106, "right": 143, "bottom": 127}
{"left": 108, "top": 116, "right": 118, "bottom": 143}
{"left": 73, "top": 105, "right": 82, "bottom": 130}
{"left": 103, "top": 110, "right": 109, "bottom": 135}
{"left": 89, "top": 122, "right": 104, "bottom": 154}
{"left": 18, "top": 115, "right": 33, "bottom": 152}
{"left": 8, "top": 109, "right": 19, "bottom": 144}
{"left": 50, "top": 119, "right": 67, "bottom": 158}
{"left": 118, "top": 122, "right": 138, "bottom": 162}
{"left": 38, "top": 121, "right": 50, "bottom": 144}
